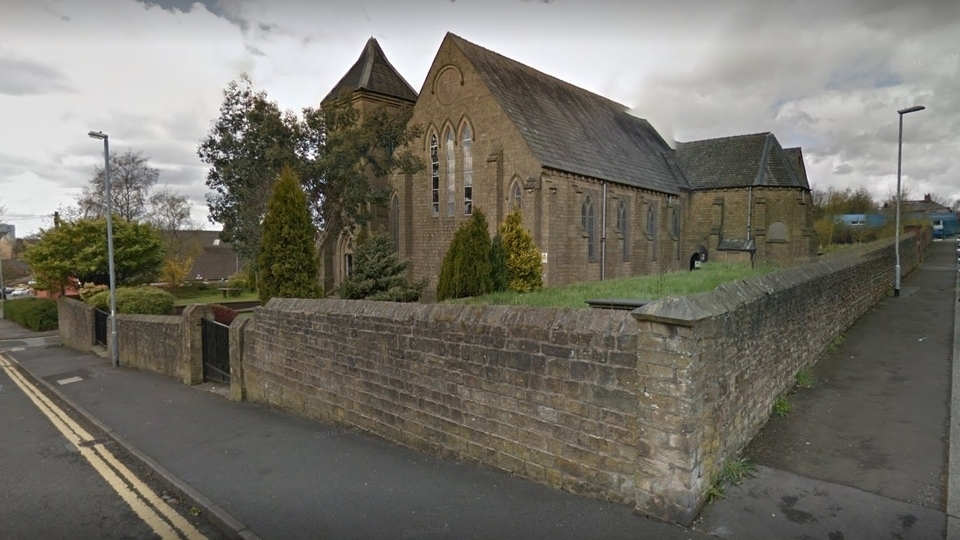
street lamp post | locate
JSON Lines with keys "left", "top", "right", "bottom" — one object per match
{"left": 88, "top": 130, "right": 119, "bottom": 367}
{"left": 894, "top": 105, "right": 925, "bottom": 297}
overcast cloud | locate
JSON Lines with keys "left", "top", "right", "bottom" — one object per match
{"left": 0, "top": 0, "right": 957, "bottom": 235}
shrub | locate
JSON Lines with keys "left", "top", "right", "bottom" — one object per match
{"left": 258, "top": 166, "right": 321, "bottom": 305}
{"left": 339, "top": 232, "right": 426, "bottom": 302}
{"left": 436, "top": 209, "right": 493, "bottom": 300}
{"left": 499, "top": 209, "right": 543, "bottom": 293}
{"left": 209, "top": 304, "right": 238, "bottom": 326}
{"left": 78, "top": 282, "right": 109, "bottom": 302}
{"left": 489, "top": 232, "right": 508, "bottom": 293}
{"left": 4, "top": 297, "right": 58, "bottom": 331}
{"left": 87, "top": 287, "right": 175, "bottom": 315}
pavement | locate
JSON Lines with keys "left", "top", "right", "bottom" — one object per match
{"left": 0, "top": 239, "right": 956, "bottom": 539}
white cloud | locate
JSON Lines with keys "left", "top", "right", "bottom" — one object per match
{"left": 1, "top": 0, "right": 958, "bottom": 236}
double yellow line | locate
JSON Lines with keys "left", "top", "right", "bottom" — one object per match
{"left": 0, "top": 353, "right": 206, "bottom": 540}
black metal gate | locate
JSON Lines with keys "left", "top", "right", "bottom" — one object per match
{"left": 201, "top": 318, "right": 231, "bottom": 383}
{"left": 94, "top": 309, "right": 109, "bottom": 347}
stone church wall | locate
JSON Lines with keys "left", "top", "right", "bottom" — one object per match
{"left": 240, "top": 233, "right": 923, "bottom": 525}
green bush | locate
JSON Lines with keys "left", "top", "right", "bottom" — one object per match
{"left": 500, "top": 209, "right": 543, "bottom": 293}
{"left": 490, "top": 232, "right": 508, "bottom": 293}
{"left": 87, "top": 287, "right": 175, "bottom": 315}
{"left": 4, "top": 297, "right": 58, "bottom": 331}
{"left": 436, "top": 209, "right": 493, "bottom": 300}
{"left": 338, "top": 232, "right": 427, "bottom": 302}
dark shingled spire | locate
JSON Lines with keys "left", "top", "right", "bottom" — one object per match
{"left": 322, "top": 37, "right": 418, "bottom": 104}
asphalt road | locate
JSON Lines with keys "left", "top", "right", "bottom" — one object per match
{"left": 0, "top": 350, "right": 223, "bottom": 540}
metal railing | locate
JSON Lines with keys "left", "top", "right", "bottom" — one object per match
{"left": 201, "top": 318, "right": 231, "bottom": 384}
{"left": 94, "top": 309, "right": 109, "bottom": 347}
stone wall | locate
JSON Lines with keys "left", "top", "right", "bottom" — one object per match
{"left": 245, "top": 301, "right": 643, "bottom": 505}
{"left": 630, "top": 233, "right": 923, "bottom": 522}
{"left": 116, "top": 314, "right": 183, "bottom": 380}
{"left": 57, "top": 297, "right": 95, "bottom": 352}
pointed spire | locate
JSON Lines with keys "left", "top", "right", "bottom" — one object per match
{"left": 322, "top": 37, "right": 418, "bottom": 104}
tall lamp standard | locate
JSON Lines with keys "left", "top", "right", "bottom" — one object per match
{"left": 894, "top": 105, "right": 925, "bottom": 297}
{"left": 88, "top": 131, "right": 119, "bottom": 367}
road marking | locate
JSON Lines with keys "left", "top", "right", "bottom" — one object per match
{"left": 0, "top": 354, "right": 206, "bottom": 540}
{"left": 56, "top": 376, "right": 84, "bottom": 385}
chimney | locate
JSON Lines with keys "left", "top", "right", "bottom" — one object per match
{"left": 924, "top": 193, "right": 932, "bottom": 202}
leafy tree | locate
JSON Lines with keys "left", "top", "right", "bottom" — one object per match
{"left": 499, "top": 210, "right": 543, "bottom": 293}
{"left": 160, "top": 255, "right": 194, "bottom": 291}
{"left": 199, "top": 77, "right": 423, "bottom": 268}
{"left": 199, "top": 75, "right": 304, "bottom": 265}
{"left": 436, "top": 210, "right": 493, "bottom": 301}
{"left": 305, "top": 98, "right": 422, "bottom": 242}
{"left": 23, "top": 218, "right": 164, "bottom": 291}
{"left": 338, "top": 231, "right": 426, "bottom": 302}
{"left": 490, "top": 232, "right": 508, "bottom": 293}
{"left": 258, "top": 167, "right": 321, "bottom": 305}
{"left": 75, "top": 149, "right": 160, "bottom": 221}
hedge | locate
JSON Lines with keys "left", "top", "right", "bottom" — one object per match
{"left": 4, "top": 297, "right": 58, "bottom": 332}
{"left": 87, "top": 287, "right": 175, "bottom": 315}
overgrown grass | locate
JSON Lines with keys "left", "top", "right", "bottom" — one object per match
{"left": 773, "top": 396, "right": 792, "bottom": 417}
{"left": 795, "top": 368, "right": 816, "bottom": 389}
{"left": 173, "top": 290, "right": 259, "bottom": 307}
{"left": 446, "top": 262, "right": 777, "bottom": 309}
{"left": 707, "top": 457, "right": 755, "bottom": 501}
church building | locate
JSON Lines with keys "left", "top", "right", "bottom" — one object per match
{"left": 319, "top": 33, "right": 817, "bottom": 294}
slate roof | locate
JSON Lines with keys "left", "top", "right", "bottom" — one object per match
{"left": 674, "top": 133, "right": 806, "bottom": 191}
{"left": 449, "top": 33, "right": 685, "bottom": 194}
{"left": 158, "top": 230, "right": 246, "bottom": 282}
{"left": 323, "top": 37, "right": 418, "bottom": 104}
{"left": 781, "top": 147, "right": 810, "bottom": 189}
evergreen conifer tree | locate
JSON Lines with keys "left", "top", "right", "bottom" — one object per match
{"left": 490, "top": 232, "right": 508, "bottom": 293}
{"left": 258, "top": 167, "right": 322, "bottom": 305}
{"left": 499, "top": 209, "right": 543, "bottom": 293}
{"left": 339, "top": 231, "right": 426, "bottom": 301}
{"left": 436, "top": 210, "right": 493, "bottom": 300}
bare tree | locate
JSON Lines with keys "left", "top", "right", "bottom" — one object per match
{"left": 77, "top": 149, "right": 159, "bottom": 221}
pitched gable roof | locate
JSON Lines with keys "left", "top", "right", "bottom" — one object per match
{"left": 323, "top": 37, "right": 418, "bottom": 104}
{"left": 448, "top": 33, "right": 685, "bottom": 194}
{"left": 675, "top": 133, "right": 807, "bottom": 190}
{"left": 781, "top": 147, "right": 810, "bottom": 189}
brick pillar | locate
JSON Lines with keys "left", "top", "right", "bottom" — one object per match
{"left": 229, "top": 316, "right": 252, "bottom": 401}
{"left": 631, "top": 298, "right": 710, "bottom": 526}
{"left": 181, "top": 304, "right": 212, "bottom": 386}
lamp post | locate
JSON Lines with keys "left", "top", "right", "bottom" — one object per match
{"left": 894, "top": 105, "right": 925, "bottom": 297}
{"left": 88, "top": 130, "right": 119, "bottom": 367}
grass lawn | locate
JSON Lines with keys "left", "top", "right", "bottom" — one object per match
{"left": 447, "top": 262, "right": 778, "bottom": 309}
{"left": 173, "top": 289, "right": 259, "bottom": 306}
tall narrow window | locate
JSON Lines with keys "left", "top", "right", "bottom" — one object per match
{"left": 582, "top": 195, "right": 595, "bottom": 261}
{"left": 390, "top": 193, "right": 400, "bottom": 253}
{"left": 647, "top": 202, "right": 658, "bottom": 261}
{"left": 618, "top": 199, "right": 629, "bottom": 262}
{"left": 445, "top": 129, "right": 455, "bottom": 216}
{"left": 511, "top": 180, "right": 523, "bottom": 210}
{"left": 430, "top": 134, "right": 439, "bottom": 216}
{"left": 462, "top": 124, "right": 473, "bottom": 215}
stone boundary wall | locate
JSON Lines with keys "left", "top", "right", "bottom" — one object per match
{"left": 245, "top": 301, "right": 643, "bottom": 505}
{"left": 58, "top": 297, "right": 95, "bottom": 352}
{"left": 630, "top": 233, "right": 924, "bottom": 522}
{"left": 116, "top": 314, "right": 183, "bottom": 378}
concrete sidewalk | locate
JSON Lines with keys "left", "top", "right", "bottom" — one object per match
{"left": 0, "top": 325, "right": 707, "bottom": 540}
{"left": 694, "top": 239, "right": 958, "bottom": 539}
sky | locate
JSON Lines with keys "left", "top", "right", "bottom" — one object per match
{"left": 1, "top": 0, "right": 958, "bottom": 236}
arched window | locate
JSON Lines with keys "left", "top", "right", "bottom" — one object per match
{"left": 671, "top": 204, "right": 681, "bottom": 237}
{"left": 430, "top": 134, "right": 439, "bottom": 216}
{"left": 390, "top": 193, "right": 400, "bottom": 253}
{"left": 617, "top": 199, "right": 629, "bottom": 262}
{"left": 511, "top": 180, "right": 523, "bottom": 210}
{"left": 582, "top": 195, "right": 596, "bottom": 261}
{"left": 445, "top": 128, "right": 455, "bottom": 216}
{"left": 768, "top": 221, "right": 788, "bottom": 241}
{"left": 462, "top": 124, "right": 473, "bottom": 215}
{"left": 647, "top": 201, "right": 658, "bottom": 261}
